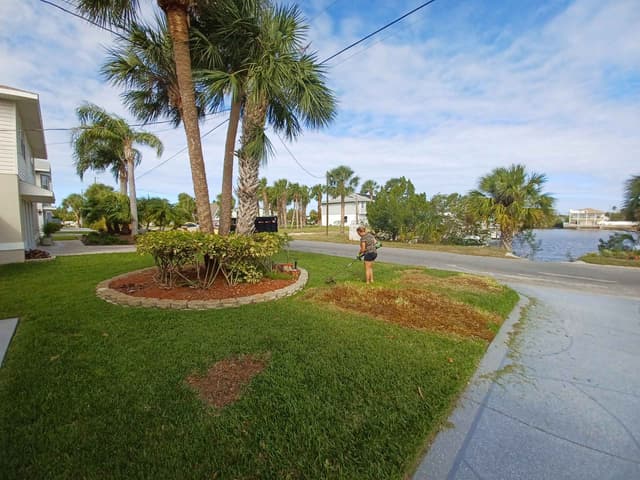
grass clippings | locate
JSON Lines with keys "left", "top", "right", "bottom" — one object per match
{"left": 313, "top": 285, "right": 500, "bottom": 341}
{"left": 187, "top": 353, "right": 270, "bottom": 409}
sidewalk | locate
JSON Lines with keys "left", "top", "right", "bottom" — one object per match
{"left": 413, "top": 284, "right": 640, "bottom": 479}
{"left": 41, "top": 239, "right": 135, "bottom": 256}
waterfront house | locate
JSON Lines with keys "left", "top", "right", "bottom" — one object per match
{"left": 0, "top": 85, "right": 55, "bottom": 264}
{"left": 564, "top": 208, "right": 607, "bottom": 228}
{"left": 321, "top": 193, "right": 372, "bottom": 227}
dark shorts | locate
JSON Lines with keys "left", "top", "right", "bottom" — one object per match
{"left": 363, "top": 252, "right": 377, "bottom": 262}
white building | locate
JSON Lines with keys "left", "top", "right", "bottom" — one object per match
{"left": 321, "top": 193, "right": 372, "bottom": 227}
{"left": 0, "top": 85, "right": 55, "bottom": 264}
{"left": 565, "top": 208, "right": 607, "bottom": 228}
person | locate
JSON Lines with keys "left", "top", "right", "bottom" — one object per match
{"left": 356, "top": 226, "right": 377, "bottom": 284}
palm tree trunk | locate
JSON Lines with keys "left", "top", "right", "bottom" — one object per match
{"left": 262, "top": 191, "right": 270, "bottom": 216}
{"left": 219, "top": 98, "right": 242, "bottom": 236}
{"left": 161, "top": 3, "right": 213, "bottom": 233}
{"left": 118, "top": 165, "right": 127, "bottom": 196}
{"left": 317, "top": 196, "right": 322, "bottom": 226}
{"left": 124, "top": 143, "right": 138, "bottom": 238}
{"left": 501, "top": 227, "right": 514, "bottom": 252}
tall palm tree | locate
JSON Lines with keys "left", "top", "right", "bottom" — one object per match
{"left": 327, "top": 166, "right": 360, "bottom": 234}
{"left": 623, "top": 175, "right": 640, "bottom": 222}
{"left": 468, "top": 164, "right": 555, "bottom": 251}
{"left": 73, "top": 134, "right": 129, "bottom": 195}
{"left": 298, "top": 184, "right": 310, "bottom": 228}
{"left": 257, "top": 177, "right": 270, "bottom": 216}
{"left": 71, "top": 103, "right": 163, "bottom": 237}
{"left": 75, "top": 0, "right": 214, "bottom": 233}
{"left": 310, "top": 183, "right": 324, "bottom": 226}
{"left": 271, "top": 178, "right": 289, "bottom": 229}
{"left": 360, "top": 179, "right": 379, "bottom": 200}
{"left": 233, "top": 4, "right": 336, "bottom": 234}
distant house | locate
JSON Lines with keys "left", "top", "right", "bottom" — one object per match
{"left": 321, "top": 193, "right": 372, "bottom": 226}
{"left": 564, "top": 208, "right": 607, "bottom": 228}
{"left": 0, "top": 85, "right": 55, "bottom": 264}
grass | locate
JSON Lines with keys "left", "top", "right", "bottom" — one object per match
{"left": 284, "top": 225, "right": 509, "bottom": 258}
{"left": 579, "top": 253, "right": 640, "bottom": 267}
{"left": 51, "top": 233, "right": 82, "bottom": 241}
{"left": 0, "top": 251, "right": 518, "bottom": 479}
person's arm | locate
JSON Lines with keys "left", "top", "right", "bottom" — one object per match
{"left": 359, "top": 240, "right": 366, "bottom": 256}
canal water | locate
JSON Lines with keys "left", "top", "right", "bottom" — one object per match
{"left": 511, "top": 229, "right": 627, "bottom": 262}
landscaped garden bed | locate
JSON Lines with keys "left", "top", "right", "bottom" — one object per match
{"left": 0, "top": 251, "right": 518, "bottom": 479}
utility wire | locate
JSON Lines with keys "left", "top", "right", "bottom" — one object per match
{"left": 320, "top": 0, "right": 438, "bottom": 64}
{"left": 137, "top": 118, "right": 229, "bottom": 180}
{"left": 275, "top": 132, "right": 324, "bottom": 179}
{"left": 39, "top": 0, "right": 129, "bottom": 41}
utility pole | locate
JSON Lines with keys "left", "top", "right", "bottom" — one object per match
{"left": 325, "top": 171, "right": 329, "bottom": 236}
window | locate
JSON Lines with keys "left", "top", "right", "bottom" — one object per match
{"left": 41, "top": 174, "right": 51, "bottom": 190}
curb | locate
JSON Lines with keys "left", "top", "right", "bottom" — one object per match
{"left": 96, "top": 267, "right": 308, "bottom": 310}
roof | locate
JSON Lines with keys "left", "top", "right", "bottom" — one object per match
{"left": 0, "top": 85, "right": 47, "bottom": 159}
{"left": 19, "top": 180, "right": 55, "bottom": 203}
{"left": 326, "top": 193, "right": 372, "bottom": 204}
{"left": 570, "top": 208, "right": 606, "bottom": 214}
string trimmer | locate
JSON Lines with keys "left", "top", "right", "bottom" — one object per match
{"left": 324, "top": 241, "right": 382, "bottom": 284}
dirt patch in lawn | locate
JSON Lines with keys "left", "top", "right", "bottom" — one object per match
{"left": 187, "top": 353, "right": 270, "bottom": 408}
{"left": 398, "top": 269, "right": 504, "bottom": 293}
{"left": 109, "top": 268, "right": 296, "bottom": 301}
{"left": 311, "top": 285, "right": 500, "bottom": 341}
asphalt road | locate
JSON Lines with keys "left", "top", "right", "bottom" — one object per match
{"left": 289, "top": 240, "right": 640, "bottom": 298}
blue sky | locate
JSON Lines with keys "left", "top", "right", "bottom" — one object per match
{"left": 1, "top": 0, "right": 639, "bottom": 213}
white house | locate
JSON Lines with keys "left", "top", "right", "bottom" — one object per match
{"left": 0, "top": 85, "right": 55, "bottom": 264}
{"left": 321, "top": 193, "right": 372, "bottom": 227}
{"left": 564, "top": 208, "right": 607, "bottom": 228}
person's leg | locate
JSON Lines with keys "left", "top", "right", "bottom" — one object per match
{"left": 365, "top": 261, "right": 374, "bottom": 283}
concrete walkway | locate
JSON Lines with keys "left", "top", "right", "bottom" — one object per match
{"left": 413, "top": 284, "right": 640, "bottom": 479}
{"left": 0, "top": 318, "right": 18, "bottom": 367}
{"left": 41, "top": 239, "right": 135, "bottom": 256}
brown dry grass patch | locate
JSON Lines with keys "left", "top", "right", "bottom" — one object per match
{"left": 186, "top": 353, "right": 270, "bottom": 408}
{"left": 398, "top": 269, "right": 504, "bottom": 293}
{"left": 312, "top": 285, "right": 499, "bottom": 341}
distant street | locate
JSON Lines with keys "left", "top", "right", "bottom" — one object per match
{"left": 290, "top": 240, "right": 640, "bottom": 298}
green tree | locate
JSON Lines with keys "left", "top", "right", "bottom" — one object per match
{"left": 229, "top": 4, "right": 336, "bottom": 234}
{"left": 468, "top": 164, "right": 555, "bottom": 251}
{"left": 271, "top": 179, "right": 289, "bottom": 229}
{"left": 360, "top": 180, "right": 379, "bottom": 200}
{"left": 62, "top": 193, "right": 85, "bottom": 227}
{"left": 82, "top": 183, "right": 130, "bottom": 234}
{"left": 367, "top": 177, "right": 429, "bottom": 241}
{"left": 76, "top": 0, "right": 214, "bottom": 233}
{"left": 310, "top": 183, "right": 324, "bottom": 226}
{"left": 72, "top": 103, "right": 163, "bottom": 237}
{"left": 327, "top": 166, "right": 359, "bottom": 234}
{"left": 257, "top": 178, "right": 270, "bottom": 216}
{"left": 177, "top": 192, "right": 197, "bottom": 222}
{"left": 623, "top": 175, "right": 640, "bottom": 222}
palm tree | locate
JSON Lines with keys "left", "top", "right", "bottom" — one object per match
{"left": 623, "top": 175, "right": 640, "bottom": 222}
{"left": 327, "top": 166, "right": 360, "bottom": 234}
{"left": 298, "top": 184, "right": 310, "bottom": 228}
{"left": 271, "top": 179, "right": 289, "bottom": 229}
{"left": 360, "top": 180, "right": 378, "bottom": 200}
{"left": 468, "top": 164, "right": 555, "bottom": 251}
{"left": 232, "top": 4, "right": 336, "bottom": 234}
{"left": 62, "top": 193, "right": 85, "bottom": 227}
{"left": 73, "top": 135, "right": 129, "bottom": 195}
{"left": 75, "top": 0, "right": 214, "bottom": 233}
{"left": 71, "top": 103, "right": 163, "bottom": 237}
{"left": 310, "top": 183, "right": 324, "bottom": 226}
{"left": 257, "top": 177, "right": 270, "bottom": 216}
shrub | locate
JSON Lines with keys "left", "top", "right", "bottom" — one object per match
{"left": 81, "top": 232, "right": 129, "bottom": 246}
{"left": 42, "top": 222, "right": 63, "bottom": 237}
{"left": 136, "top": 231, "right": 288, "bottom": 288}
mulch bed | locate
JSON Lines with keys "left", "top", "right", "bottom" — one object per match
{"left": 109, "top": 268, "right": 296, "bottom": 301}
{"left": 186, "top": 353, "right": 271, "bottom": 408}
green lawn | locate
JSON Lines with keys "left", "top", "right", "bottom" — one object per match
{"left": 0, "top": 252, "right": 517, "bottom": 479}
{"left": 579, "top": 253, "right": 640, "bottom": 267}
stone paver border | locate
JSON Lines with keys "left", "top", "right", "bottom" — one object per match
{"left": 96, "top": 267, "right": 308, "bottom": 310}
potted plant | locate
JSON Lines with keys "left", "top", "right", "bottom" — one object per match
{"left": 40, "top": 221, "right": 62, "bottom": 246}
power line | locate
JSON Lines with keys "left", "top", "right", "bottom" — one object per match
{"left": 320, "top": 0, "right": 438, "bottom": 64}
{"left": 137, "top": 118, "right": 229, "bottom": 180}
{"left": 275, "top": 132, "right": 324, "bottom": 179}
{"left": 39, "top": 0, "right": 129, "bottom": 41}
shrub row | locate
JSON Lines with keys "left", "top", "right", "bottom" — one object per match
{"left": 136, "top": 231, "right": 288, "bottom": 288}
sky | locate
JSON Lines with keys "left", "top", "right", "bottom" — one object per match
{"left": 1, "top": 0, "right": 639, "bottom": 214}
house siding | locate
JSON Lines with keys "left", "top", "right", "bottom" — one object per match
{"left": 16, "top": 112, "right": 35, "bottom": 184}
{"left": 0, "top": 100, "right": 17, "bottom": 175}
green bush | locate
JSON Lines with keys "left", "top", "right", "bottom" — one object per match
{"left": 42, "top": 221, "right": 62, "bottom": 237}
{"left": 136, "top": 231, "right": 288, "bottom": 288}
{"left": 81, "top": 232, "right": 129, "bottom": 246}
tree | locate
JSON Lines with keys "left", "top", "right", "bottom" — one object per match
{"left": 82, "top": 183, "right": 130, "bottom": 234}
{"left": 257, "top": 178, "right": 270, "bottom": 216}
{"left": 62, "top": 193, "right": 85, "bottom": 227}
{"left": 271, "top": 179, "right": 289, "bottom": 228}
{"left": 76, "top": 0, "right": 215, "bottom": 233}
{"left": 177, "top": 192, "right": 197, "bottom": 222}
{"left": 71, "top": 103, "right": 163, "bottom": 237}
{"left": 327, "top": 166, "right": 359, "bottom": 234}
{"left": 360, "top": 180, "right": 378, "bottom": 200}
{"left": 468, "top": 164, "right": 555, "bottom": 251}
{"left": 231, "top": 4, "right": 336, "bottom": 234}
{"left": 367, "top": 177, "right": 428, "bottom": 241}
{"left": 310, "top": 184, "right": 324, "bottom": 226}
{"left": 623, "top": 175, "right": 640, "bottom": 222}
